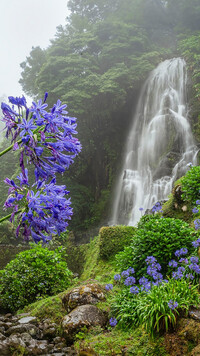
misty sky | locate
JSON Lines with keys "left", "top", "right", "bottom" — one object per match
{"left": 0, "top": 0, "right": 69, "bottom": 104}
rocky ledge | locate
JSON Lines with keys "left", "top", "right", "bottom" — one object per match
{"left": 0, "top": 282, "right": 107, "bottom": 355}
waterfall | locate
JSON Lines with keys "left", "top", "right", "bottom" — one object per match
{"left": 111, "top": 58, "right": 198, "bottom": 226}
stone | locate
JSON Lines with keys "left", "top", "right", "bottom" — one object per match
{"left": 0, "top": 332, "right": 6, "bottom": 341}
{"left": 0, "top": 341, "right": 11, "bottom": 356}
{"left": 62, "top": 304, "right": 107, "bottom": 341}
{"left": 62, "top": 283, "right": 106, "bottom": 312}
{"left": 18, "top": 316, "right": 37, "bottom": 324}
{"left": 7, "top": 333, "right": 26, "bottom": 348}
{"left": 189, "top": 308, "right": 200, "bottom": 321}
{"left": 6, "top": 323, "right": 38, "bottom": 336}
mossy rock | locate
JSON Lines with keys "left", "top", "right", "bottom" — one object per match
{"left": 99, "top": 225, "right": 136, "bottom": 260}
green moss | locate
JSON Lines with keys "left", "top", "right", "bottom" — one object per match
{"left": 74, "top": 326, "right": 168, "bottom": 355}
{"left": 99, "top": 225, "right": 136, "bottom": 261}
{"left": 19, "top": 293, "right": 66, "bottom": 325}
{"left": 80, "top": 235, "right": 117, "bottom": 283}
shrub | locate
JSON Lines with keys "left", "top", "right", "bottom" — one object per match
{"left": 116, "top": 216, "right": 197, "bottom": 278}
{"left": 99, "top": 225, "right": 136, "bottom": 260}
{"left": 181, "top": 166, "right": 200, "bottom": 205}
{"left": 0, "top": 243, "right": 73, "bottom": 311}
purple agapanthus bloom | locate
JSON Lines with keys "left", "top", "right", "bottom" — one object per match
{"left": 190, "top": 256, "right": 199, "bottom": 263}
{"left": 121, "top": 270, "right": 130, "bottom": 278}
{"left": 128, "top": 267, "right": 135, "bottom": 274}
{"left": 18, "top": 118, "right": 37, "bottom": 137}
{"left": 109, "top": 318, "right": 117, "bottom": 327}
{"left": 192, "top": 238, "right": 200, "bottom": 247}
{"left": 168, "top": 260, "right": 178, "bottom": 268}
{"left": 124, "top": 276, "right": 136, "bottom": 286}
{"left": 114, "top": 274, "right": 121, "bottom": 281}
{"left": 145, "top": 256, "right": 157, "bottom": 265}
{"left": 192, "top": 207, "right": 199, "bottom": 214}
{"left": 174, "top": 248, "right": 188, "bottom": 257}
{"left": 8, "top": 95, "right": 27, "bottom": 108}
{"left": 130, "top": 286, "right": 139, "bottom": 294}
{"left": 105, "top": 284, "right": 113, "bottom": 291}
{"left": 168, "top": 300, "right": 178, "bottom": 310}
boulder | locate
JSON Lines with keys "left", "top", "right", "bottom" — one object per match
{"left": 62, "top": 304, "right": 107, "bottom": 342}
{"left": 62, "top": 283, "right": 106, "bottom": 312}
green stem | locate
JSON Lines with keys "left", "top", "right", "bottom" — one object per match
{"left": 0, "top": 209, "right": 22, "bottom": 223}
{"left": 0, "top": 142, "right": 16, "bottom": 157}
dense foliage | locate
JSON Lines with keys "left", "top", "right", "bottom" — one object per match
{"left": 0, "top": 243, "right": 73, "bottom": 311}
{"left": 99, "top": 225, "right": 136, "bottom": 260}
{"left": 116, "top": 215, "right": 196, "bottom": 278}
{"left": 181, "top": 166, "right": 200, "bottom": 206}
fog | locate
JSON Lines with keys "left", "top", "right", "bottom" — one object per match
{"left": 0, "top": 0, "right": 69, "bottom": 104}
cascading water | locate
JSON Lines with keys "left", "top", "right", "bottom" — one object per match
{"left": 111, "top": 58, "right": 198, "bottom": 226}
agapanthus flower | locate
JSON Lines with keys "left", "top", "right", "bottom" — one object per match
{"left": 139, "top": 277, "right": 149, "bottom": 285}
{"left": 105, "top": 284, "right": 113, "bottom": 291}
{"left": 190, "top": 256, "right": 199, "bottom": 264}
{"left": 130, "top": 286, "right": 139, "bottom": 294}
{"left": 168, "top": 300, "right": 178, "bottom": 310}
{"left": 128, "top": 267, "right": 135, "bottom": 274}
{"left": 124, "top": 276, "right": 136, "bottom": 286}
{"left": 192, "top": 238, "right": 200, "bottom": 247}
{"left": 192, "top": 207, "right": 199, "bottom": 214}
{"left": 121, "top": 270, "right": 130, "bottom": 278}
{"left": 8, "top": 95, "right": 27, "bottom": 108}
{"left": 109, "top": 318, "right": 117, "bottom": 327}
{"left": 114, "top": 274, "right": 121, "bottom": 281}
{"left": 196, "top": 200, "right": 200, "bottom": 205}
{"left": 168, "top": 260, "right": 178, "bottom": 268}
{"left": 145, "top": 256, "right": 157, "bottom": 265}
{"left": 179, "top": 258, "right": 188, "bottom": 264}
{"left": 152, "top": 202, "right": 162, "bottom": 213}
{"left": 174, "top": 248, "right": 188, "bottom": 257}
{"left": 186, "top": 273, "right": 194, "bottom": 280}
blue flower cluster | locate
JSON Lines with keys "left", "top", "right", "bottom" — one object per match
{"left": 168, "top": 247, "right": 200, "bottom": 280}
{"left": 1, "top": 94, "right": 81, "bottom": 243}
{"left": 168, "top": 300, "right": 178, "bottom": 310}
{"left": 152, "top": 202, "right": 163, "bottom": 213}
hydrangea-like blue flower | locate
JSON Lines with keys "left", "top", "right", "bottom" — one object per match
{"left": 128, "top": 267, "right": 135, "bottom": 274}
{"left": 114, "top": 274, "right": 121, "bottom": 281}
{"left": 152, "top": 202, "right": 163, "bottom": 213}
{"left": 179, "top": 258, "right": 188, "bottom": 264}
{"left": 186, "top": 273, "right": 194, "bottom": 280}
{"left": 168, "top": 300, "right": 178, "bottom": 310}
{"left": 174, "top": 248, "right": 188, "bottom": 257}
{"left": 168, "top": 260, "right": 178, "bottom": 268}
{"left": 139, "top": 277, "right": 149, "bottom": 285}
{"left": 196, "top": 200, "right": 200, "bottom": 205}
{"left": 190, "top": 256, "right": 199, "bottom": 264}
{"left": 105, "top": 284, "right": 113, "bottom": 291}
{"left": 109, "top": 317, "right": 117, "bottom": 327}
{"left": 145, "top": 256, "right": 157, "bottom": 265}
{"left": 124, "top": 276, "right": 136, "bottom": 286}
{"left": 121, "top": 270, "right": 130, "bottom": 278}
{"left": 192, "top": 207, "right": 199, "bottom": 214}
{"left": 192, "top": 238, "right": 200, "bottom": 247}
{"left": 130, "top": 286, "right": 139, "bottom": 294}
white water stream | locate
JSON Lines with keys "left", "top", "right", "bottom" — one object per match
{"left": 111, "top": 58, "right": 198, "bottom": 226}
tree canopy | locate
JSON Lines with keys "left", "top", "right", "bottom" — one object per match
{"left": 18, "top": 0, "right": 200, "bottom": 233}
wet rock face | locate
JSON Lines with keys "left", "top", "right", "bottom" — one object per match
{"left": 62, "top": 304, "right": 107, "bottom": 342}
{"left": 62, "top": 283, "right": 106, "bottom": 312}
{"left": 0, "top": 313, "right": 78, "bottom": 355}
